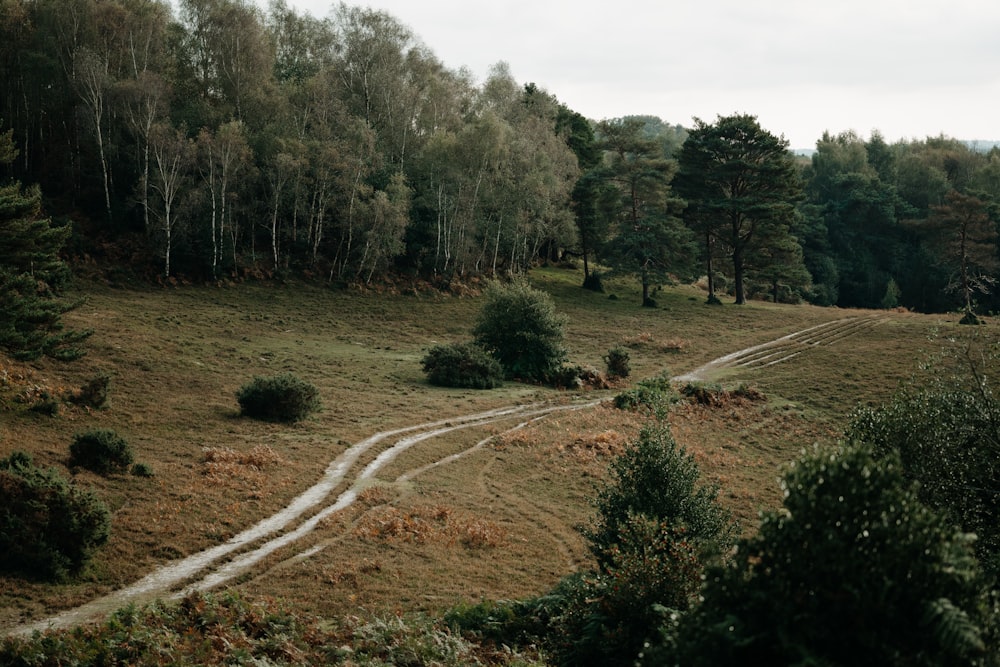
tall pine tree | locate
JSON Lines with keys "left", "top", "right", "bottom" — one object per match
{"left": 0, "top": 129, "right": 90, "bottom": 361}
{"left": 676, "top": 114, "right": 803, "bottom": 305}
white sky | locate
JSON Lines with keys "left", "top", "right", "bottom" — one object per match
{"left": 275, "top": 0, "right": 1000, "bottom": 149}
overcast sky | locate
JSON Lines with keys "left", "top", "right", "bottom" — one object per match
{"left": 276, "top": 0, "right": 999, "bottom": 149}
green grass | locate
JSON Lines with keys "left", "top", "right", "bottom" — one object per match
{"left": 0, "top": 267, "right": 975, "bottom": 640}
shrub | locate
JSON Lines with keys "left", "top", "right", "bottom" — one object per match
{"left": 0, "top": 451, "right": 111, "bottom": 579}
{"left": 672, "top": 443, "right": 998, "bottom": 665}
{"left": 582, "top": 271, "right": 604, "bottom": 292}
{"left": 69, "top": 428, "right": 134, "bottom": 475}
{"left": 421, "top": 342, "right": 504, "bottom": 389}
{"left": 583, "top": 424, "right": 734, "bottom": 570}
{"left": 236, "top": 373, "right": 320, "bottom": 423}
{"left": 612, "top": 373, "right": 676, "bottom": 415}
{"left": 547, "top": 364, "right": 583, "bottom": 389}
{"left": 131, "top": 462, "right": 154, "bottom": 478}
{"left": 532, "top": 425, "right": 734, "bottom": 666}
{"left": 603, "top": 345, "right": 631, "bottom": 379}
{"left": 71, "top": 372, "right": 111, "bottom": 409}
{"left": 472, "top": 279, "right": 567, "bottom": 383}
{"left": 845, "top": 338, "right": 1000, "bottom": 580}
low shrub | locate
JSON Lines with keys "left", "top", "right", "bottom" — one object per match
{"left": 421, "top": 342, "right": 504, "bottom": 389}
{"left": 29, "top": 392, "right": 60, "bottom": 416}
{"left": 547, "top": 364, "right": 583, "bottom": 389}
{"left": 131, "top": 462, "right": 154, "bottom": 478}
{"left": 71, "top": 372, "right": 111, "bottom": 409}
{"left": 582, "top": 271, "right": 604, "bottom": 292}
{"left": 612, "top": 373, "right": 677, "bottom": 415}
{"left": 604, "top": 345, "right": 631, "bottom": 379}
{"left": 236, "top": 373, "right": 321, "bottom": 422}
{"left": 679, "top": 382, "right": 766, "bottom": 407}
{"left": 70, "top": 428, "right": 134, "bottom": 475}
{"left": 0, "top": 451, "right": 111, "bottom": 579}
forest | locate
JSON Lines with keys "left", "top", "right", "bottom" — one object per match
{"left": 1, "top": 0, "right": 1000, "bottom": 313}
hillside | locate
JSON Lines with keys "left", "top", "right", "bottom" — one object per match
{"left": 0, "top": 268, "right": 960, "bottom": 634}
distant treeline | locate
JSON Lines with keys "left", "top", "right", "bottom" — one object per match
{"left": 1, "top": 0, "right": 998, "bottom": 313}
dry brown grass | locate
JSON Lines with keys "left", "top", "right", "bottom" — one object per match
{"left": 0, "top": 267, "right": 969, "bottom": 630}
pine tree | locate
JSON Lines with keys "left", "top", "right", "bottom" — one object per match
{"left": 0, "top": 131, "right": 90, "bottom": 361}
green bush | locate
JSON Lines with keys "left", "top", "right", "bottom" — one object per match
{"left": 547, "top": 364, "right": 583, "bottom": 389}
{"left": 584, "top": 424, "right": 734, "bottom": 570}
{"left": 0, "top": 451, "right": 111, "bottom": 579}
{"left": 69, "top": 428, "right": 134, "bottom": 475}
{"left": 236, "top": 373, "right": 320, "bottom": 423}
{"left": 612, "top": 373, "right": 676, "bottom": 415}
{"left": 603, "top": 345, "right": 631, "bottom": 379}
{"left": 131, "top": 462, "right": 154, "bottom": 478}
{"left": 671, "top": 443, "right": 998, "bottom": 665}
{"left": 421, "top": 342, "right": 504, "bottom": 389}
{"left": 71, "top": 372, "right": 111, "bottom": 409}
{"left": 472, "top": 279, "right": 567, "bottom": 384}
{"left": 845, "top": 339, "right": 1000, "bottom": 581}
{"left": 537, "top": 425, "right": 734, "bottom": 666}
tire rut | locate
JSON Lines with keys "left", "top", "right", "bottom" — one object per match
{"left": 673, "top": 316, "right": 882, "bottom": 383}
{"left": 7, "top": 399, "right": 597, "bottom": 636}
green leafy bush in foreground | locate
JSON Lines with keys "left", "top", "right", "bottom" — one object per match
{"left": 422, "top": 341, "right": 504, "bottom": 389}
{"left": 236, "top": 373, "right": 321, "bottom": 423}
{"left": 670, "top": 443, "right": 998, "bottom": 665}
{"left": 845, "top": 345, "right": 1000, "bottom": 581}
{"left": 69, "top": 428, "right": 133, "bottom": 475}
{"left": 0, "top": 451, "right": 110, "bottom": 580}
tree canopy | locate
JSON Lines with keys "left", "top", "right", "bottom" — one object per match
{"left": 675, "top": 114, "right": 802, "bottom": 304}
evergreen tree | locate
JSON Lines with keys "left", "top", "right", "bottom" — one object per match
{"left": 0, "top": 131, "right": 90, "bottom": 361}
{"left": 912, "top": 189, "right": 999, "bottom": 322}
{"left": 598, "top": 118, "right": 697, "bottom": 306}
{"left": 676, "top": 114, "right": 803, "bottom": 305}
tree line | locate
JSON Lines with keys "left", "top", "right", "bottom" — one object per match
{"left": 2, "top": 0, "right": 999, "bottom": 316}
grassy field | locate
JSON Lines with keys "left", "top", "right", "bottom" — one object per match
{"left": 0, "top": 266, "right": 971, "bottom": 632}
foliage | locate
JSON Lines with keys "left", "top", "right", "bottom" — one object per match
{"left": 236, "top": 373, "right": 321, "bottom": 423}
{"left": 1, "top": 591, "right": 534, "bottom": 666}
{"left": 671, "top": 443, "right": 998, "bottom": 665}
{"left": 0, "top": 181, "right": 91, "bottom": 361}
{"left": 583, "top": 424, "right": 734, "bottom": 569}
{"left": 603, "top": 345, "right": 631, "bottom": 379}
{"left": 530, "top": 425, "right": 732, "bottom": 666}
{"left": 612, "top": 373, "right": 677, "bottom": 415}
{"left": 131, "top": 462, "right": 154, "bottom": 478}
{"left": 911, "top": 189, "right": 999, "bottom": 318}
{"left": 546, "top": 364, "right": 584, "bottom": 389}
{"left": 675, "top": 114, "right": 803, "bottom": 305}
{"left": 597, "top": 118, "right": 698, "bottom": 306}
{"left": 845, "top": 335, "right": 1000, "bottom": 580}
{"left": 421, "top": 341, "right": 504, "bottom": 389}
{"left": 69, "top": 428, "right": 134, "bottom": 475}
{"left": 70, "top": 373, "right": 112, "bottom": 409}
{"left": 679, "top": 381, "right": 766, "bottom": 406}
{"left": 0, "top": 451, "right": 111, "bottom": 580}
{"left": 472, "top": 279, "right": 567, "bottom": 383}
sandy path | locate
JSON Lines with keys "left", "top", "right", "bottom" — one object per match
{"left": 8, "top": 400, "right": 598, "bottom": 636}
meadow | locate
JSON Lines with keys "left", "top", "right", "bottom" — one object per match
{"left": 0, "top": 267, "right": 963, "bottom": 633}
